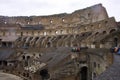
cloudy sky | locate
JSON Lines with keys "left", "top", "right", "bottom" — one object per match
{"left": 0, "top": 0, "right": 120, "bottom": 21}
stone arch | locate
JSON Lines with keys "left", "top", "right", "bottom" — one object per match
{"left": 35, "top": 36, "right": 40, "bottom": 42}
{"left": 52, "top": 36, "right": 61, "bottom": 47}
{"left": 57, "top": 35, "right": 67, "bottom": 47}
{"left": 66, "top": 35, "right": 73, "bottom": 47}
{"left": 95, "top": 32, "right": 99, "bottom": 36}
{"left": 62, "top": 35, "right": 72, "bottom": 47}
{"left": 30, "top": 37, "right": 39, "bottom": 47}
{"left": 42, "top": 37, "right": 51, "bottom": 48}
{"left": 80, "top": 66, "right": 88, "bottom": 80}
{"left": 33, "top": 37, "right": 39, "bottom": 47}
{"left": 60, "top": 30, "right": 63, "bottom": 34}
{"left": 93, "top": 72, "right": 97, "bottom": 78}
{"left": 50, "top": 20, "right": 53, "bottom": 24}
{"left": 40, "top": 37, "right": 48, "bottom": 48}
{"left": 35, "top": 37, "right": 44, "bottom": 47}
{"left": 21, "top": 32, "right": 23, "bottom": 36}
{"left": 62, "top": 18, "right": 65, "bottom": 22}
{"left": 109, "top": 29, "right": 116, "bottom": 33}
{"left": 43, "top": 32, "right": 47, "bottom": 36}
{"left": 32, "top": 31, "right": 34, "bottom": 36}
{"left": 21, "top": 37, "right": 28, "bottom": 47}
{"left": 102, "top": 31, "right": 107, "bottom": 34}
{"left": 114, "top": 37, "right": 118, "bottom": 47}
{"left": 71, "top": 35, "right": 80, "bottom": 47}
{"left": 46, "top": 42, "right": 51, "bottom": 47}
{"left": 55, "top": 30, "right": 59, "bottom": 35}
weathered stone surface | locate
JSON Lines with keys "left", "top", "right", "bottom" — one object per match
{"left": 94, "top": 54, "right": 120, "bottom": 80}
{"left": 0, "top": 3, "right": 119, "bottom": 80}
{"left": 0, "top": 72, "right": 22, "bottom": 80}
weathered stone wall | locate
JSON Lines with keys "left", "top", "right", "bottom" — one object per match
{"left": 0, "top": 4, "right": 108, "bottom": 28}
{"left": 0, "top": 3, "right": 117, "bottom": 80}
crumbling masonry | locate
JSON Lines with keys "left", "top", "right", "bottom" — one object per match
{"left": 0, "top": 4, "right": 119, "bottom": 80}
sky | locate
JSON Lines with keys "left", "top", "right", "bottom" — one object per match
{"left": 0, "top": 0, "right": 120, "bottom": 21}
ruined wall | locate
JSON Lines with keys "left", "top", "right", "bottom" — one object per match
{"left": 0, "top": 4, "right": 108, "bottom": 29}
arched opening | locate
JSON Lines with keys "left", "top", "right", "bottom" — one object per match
{"left": 21, "top": 32, "right": 23, "bottom": 36}
{"left": 93, "top": 62, "right": 96, "bottom": 68}
{"left": 22, "top": 55, "right": 25, "bottom": 60}
{"left": 43, "top": 32, "right": 47, "bottom": 36}
{"left": 88, "top": 13, "right": 91, "bottom": 17}
{"left": 47, "top": 42, "right": 51, "bottom": 47}
{"left": 76, "top": 34, "right": 79, "bottom": 38}
{"left": 95, "top": 32, "right": 99, "bottom": 36}
{"left": 3, "top": 61, "right": 7, "bottom": 66}
{"left": 80, "top": 66, "right": 88, "bottom": 80}
{"left": 50, "top": 20, "right": 53, "bottom": 24}
{"left": 110, "top": 29, "right": 116, "bottom": 33}
{"left": 26, "top": 32, "right": 28, "bottom": 35}
{"left": 60, "top": 30, "right": 63, "bottom": 34}
{"left": 103, "top": 31, "right": 107, "bottom": 34}
{"left": 2, "top": 42, "right": 7, "bottom": 47}
{"left": 26, "top": 56, "right": 30, "bottom": 60}
{"left": 55, "top": 30, "right": 58, "bottom": 34}
{"left": 3, "top": 32, "right": 5, "bottom": 36}
{"left": 35, "top": 37, "right": 39, "bottom": 41}
{"left": 114, "top": 37, "right": 118, "bottom": 47}
{"left": 32, "top": 31, "right": 34, "bottom": 36}
{"left": 62, "top": 18, "right": 65, "bottom": 22}
{"left": 93, "top": 72, "right": 96, "bottom": 78}
{"left": 40, "top": 69, "right": 50, "bottom": 80}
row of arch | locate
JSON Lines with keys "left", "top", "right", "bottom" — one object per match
{"left": 15, "top": 28, "right": 117, "bottom": 48}
{"left": 15, "top": 32, "right": 92, "bottom": 48}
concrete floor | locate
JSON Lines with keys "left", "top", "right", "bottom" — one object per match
{"left": 0, "top": 72, "right": 23, "bottom": 80}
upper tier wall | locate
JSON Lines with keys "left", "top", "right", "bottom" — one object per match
{"left": 0, "top": 4, "right": 108, "bottom": 27}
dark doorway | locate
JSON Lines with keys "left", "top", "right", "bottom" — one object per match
{"left": 47, "top": 42, "right": 51, "bottom": 47}
{"left": 2, "top": 42, "right": 7, "bottom": 47}
{"left": 0, "top": 61, "right": 2, "bottom": 65}
{"left": 21, "top": 32, "right": 23, "bottom": 36}
{"left": 40, "top": 69, "right": 50, "bottom": 80}
{"left": 3, "top": 60, "right": 7, "bottom": 66}
{"left": 80, "top": 66, "right": 88, "bottom": 80}
{"left": 114, "top": 37, "right": 118, "bottom": 47}
{"left": 110, "top": 29, "right": 116, "bottom": 33}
